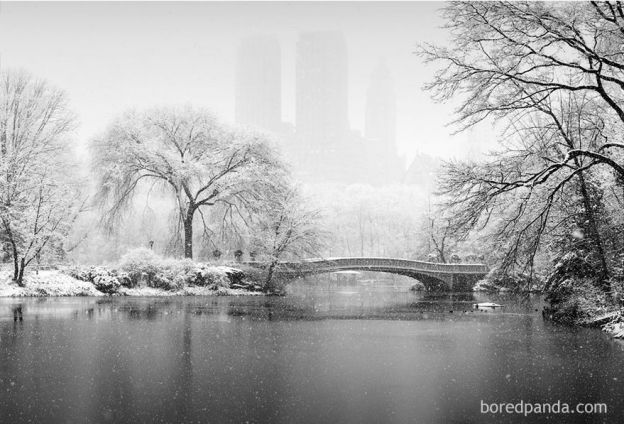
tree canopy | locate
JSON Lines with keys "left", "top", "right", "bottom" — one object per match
{"left": 0, "top": 69, "right": 81, "bottom": 285}
{"left": 420, "top": 1, "right": 624, "bottom": 284}
{"left": 93, "top": 106, "right": 288, "bottom": 259}
{"left": 250, "top": 187, "right": 324, "bottom": 290}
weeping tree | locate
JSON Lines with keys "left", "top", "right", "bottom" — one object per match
{"left": 93, "top": 106, "right": 287, "bottom": 259}
{"left": 419, "top": 2, "right": 624, "bottom": 288}
{"left": 0, "top": 69, "right": 82, "bottom": 285}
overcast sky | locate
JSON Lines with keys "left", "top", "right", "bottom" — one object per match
{"left": 0, "top": 1, "right": 495, "bottom": 163}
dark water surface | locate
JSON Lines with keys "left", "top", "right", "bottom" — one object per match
{"left": 1, "top": 282, "right": 623, "bottom": 424}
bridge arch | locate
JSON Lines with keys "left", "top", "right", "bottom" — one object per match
{"left": 304, "top": 268, "right": 452, "bottom": 291}
{"left": 249, "top": 257, "right": 489, "bottom": 292}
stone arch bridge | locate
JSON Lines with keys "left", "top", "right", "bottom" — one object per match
{"left": 248, "top": 257, "right": 489, "bottom": 291}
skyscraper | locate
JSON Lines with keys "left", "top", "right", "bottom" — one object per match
{"left": 296, "top": 31, "right": 349, "bottom": 149}
{"left": 235, "top": 35, "right": 282, "bottom": 133}
{"left": 365, "top": 60, "right": 396, "bottom": 151}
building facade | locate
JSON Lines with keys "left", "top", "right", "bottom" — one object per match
{"left": 295, "top": 31, "right": 349, "bottom": 150}
{"left": 235, "top": 35, "right": 282, "bottom": 134}
{"left": 235, "top": 32, "right": 404, "bottom": 185}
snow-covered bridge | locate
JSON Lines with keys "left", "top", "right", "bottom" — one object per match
{"left": 247, "top": 257, "right": 489, "bottom": 291}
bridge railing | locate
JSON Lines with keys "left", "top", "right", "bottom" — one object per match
{"left": 306, "top": 257, "right": 488, "bottom": 274}
{"left": 246, "top": 257, "right": 489, "bottom": 275}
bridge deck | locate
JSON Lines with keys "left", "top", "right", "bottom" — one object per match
{"left": 249, "top": 257, "right": 489, "bottom": 275}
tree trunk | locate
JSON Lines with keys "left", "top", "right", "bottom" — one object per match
{"left": 17, "top": 258, "right": 25, "bottom": 287}
{"left": 183, "top": 211, "right": 194, "bottom": 259}
{"left": 12, "top": 256, "right": 25, "bottom": 287}
{"left": 12, "top": 250, "right": 19, "bottom": 282}
{"left": 9, "top": 239, "right": 20, "bottom": 285}
{"left": 577, "top": 172, "right": 610, "bottom": 291}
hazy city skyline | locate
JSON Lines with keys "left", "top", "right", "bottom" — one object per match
{"left": 235, "top": 35, "right": 282, "bottom": 133}
{"left": 0, "top": 1, "right": 496, "bottom": 164}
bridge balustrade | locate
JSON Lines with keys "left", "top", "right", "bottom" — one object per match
{"left": 292, "top": 257, "right": 489, "bottom": 275}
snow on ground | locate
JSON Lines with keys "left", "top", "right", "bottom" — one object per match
{"left": 0, "top": 269, "right": 264, "bottom": 297}
{"left": 0, "top": 270, "right": 103, "bottom": 297}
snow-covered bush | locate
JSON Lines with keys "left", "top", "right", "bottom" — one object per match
{"left": 65, "top": 249, "right": 257, "bottom": 294}
{"left": 544, "top": 252, "right": 596, "bottom": 293}
{"left": 150, "top": 272, "right": 182, "bottom": 291}
{"left": 544, "top": 278, "right": 611, "bottom": 324}
{"left": 65, "top": 266, "right": 125, "bottom": 293}
{"left": 225, "top": 268, "right": 245, "bottom": 286}
{"left": 92, "top": 274, "right": 121, "bottom": 294}
{"left": 163, "top": 258, "right": 206, "bottom": 287}
{"left": 473, "top": 279, "right": 500, "bottom": 292}
{"left": 115, "top": 271, "right": 133, "bottom": 288}
{"left": 119, "top": 248, "right": 161, "bottom": 285}
{"left": 478, "top": 267, "right": 538, "bottom": 292}
{"left": 116, "top": 250, "right": 241, "bottom": 290}
{"left": 166, "top": 258, "right": 197, "bottom": 276}
{"left": 66, "top": 266, "right": 92, "bottom": 282}
{"left": 542, "top": 252, "right": 616, "bottom": 324}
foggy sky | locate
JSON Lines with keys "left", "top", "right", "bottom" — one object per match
{"left": 0, "top": 1, "right": 495, "bottom": 163}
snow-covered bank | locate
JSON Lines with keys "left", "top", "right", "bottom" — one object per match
{"left": 602, "top": 314, "right": 624, "bottom": 338}
{"left": 540, "top": 253, "right": 624, "bottom": 339}
{"left": 118, "top": 286, "right": 265, "bottom": 297}
{"left": 0, "top": 264, "right": 266, "bottom": 298}
{"left": 577, "top": 311, "right": 624, "bottom": 339}
{"left": 472, "top": 268, "right": 544, "bottom": 293}
{"left": 0, "top": 270, "right": 104, "bottom": 297}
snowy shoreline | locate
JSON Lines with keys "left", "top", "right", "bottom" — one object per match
{"left": 0, "top": 267, "right": 266, "bottom": 298}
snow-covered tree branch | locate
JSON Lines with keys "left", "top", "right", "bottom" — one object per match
{"left": 0, "top": 69, "right": 82, "bottom": 285}
{"left": 92, "top": 106, "right": 288, "bottom": 259}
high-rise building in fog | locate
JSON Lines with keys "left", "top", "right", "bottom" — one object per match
{"left": 232, "top": 32, "right": 403, "bottom": 185}
{"left": 365, "top": 61, "right": 396, "bottom": 151}
{"left": 296, "top": 31, "right": 349, "bottom": 148}
{"left": 235, "top": 36, "right": 282, "bottom": 133}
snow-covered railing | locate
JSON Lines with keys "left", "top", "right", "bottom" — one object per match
{"left": 245, "top": 257, "right": 489, "bottom": 275}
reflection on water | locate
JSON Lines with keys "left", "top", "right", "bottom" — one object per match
{"left": 0, "top": 280, "right": 623, "bottom": 423}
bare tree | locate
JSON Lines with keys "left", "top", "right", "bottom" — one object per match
{"left": 0, "top": 70, "right": 81, "bottom": 285}
{"left": 93, "top": 106, "right": 287, "bottom": 259}
{"left": 419, "top": 2, "right": 624, "bottom": 170}
{"left": 428, "top": 216, "right": 455, "bottom": 264}
{"left": 419, "top": 2, "right": 624, "bottom": 288}
{"left": 250, "top": 187, "right": 324, "bottom": 291}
